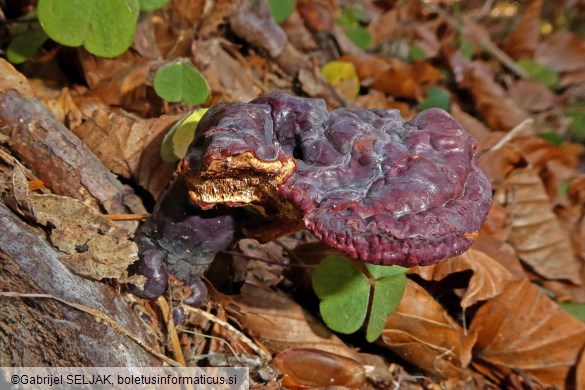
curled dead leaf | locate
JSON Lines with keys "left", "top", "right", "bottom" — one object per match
{"left": 470, "top": 277, "right": 585, "bottom": 387}
{"left": 463, "top": 61, "right": 529, "bottom": 131}
{"left": 501, "top": 0, "right": 543, "bottom": 60}
{"left": 381, "top": 279, "right": 477, "bottom": 380}
{"left": 494, "top": 167, "right": 582, "bottom": 284}
{"left": 536, "top": 31, "right": 585, "bottom": 73}
{"left": 7, "top": 165, "right": 140, "bottom": 283}
{"left": 227, "top": 283, "right": 360, "bottom": 361}
{"left": 410, "top": 249, "right": 515, "bottom": 308}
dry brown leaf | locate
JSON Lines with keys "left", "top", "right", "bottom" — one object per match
{"left": 450, "top": 102, "right": 491, "bottom": 142}
{"left": 193, "top": 39, "right": 262, "bottom": 103}
{"left": 369, "top": 8, "right": 399, "bottom": 45}
{"left": 367, "top": 59, "right": 419, "bottom": 99}
{"left": 501, "top": 0, "right": 543, "bottom": 60}
{"left": 78, "top": 50, "right": 151, "bottom": 107}
{"left": 470, "top": 277, "right": 585, "bottom": 387}
{"left": 472, "top": 200, "right": 528, "bottom": 281}
{"left": 509, "top": 132, "right": 582, "bottom": 174}
{"left": 281, "top": 10, "right": 317, "bottom": 51}
{"left": 228, "top": 283, "right": 360, "bottom": 360}
{"left": 69, "top": 99, "right": 180, "bottom": 198}
{"left": 297, "top": 0, "right": 339, "bottom": 32}
{"left": 494, "top": 167, "right": 582, "bottom": 284}
{"left": 511, "top": 79, "right": 557, "bottom": 113}
{"left": 536, "top": 30, "right": 585, "bottom": 73}
{"left": 463, "top": 61, "right": 529, "bottom": 131}
{"left": 8, "top": 165, "right": 140, "bottom": 283}
{"left": 410, "top": 249, "right": 515, "bottom": 308}
{"left": 381, "top": 279, "right": 477, "bottom": 380}
{"left": 577, "top": 347, "right": 585, "bottom": 390}
{"left": 343, "top": 55, "right": 441, "bottom": 100}
{"left": 412, "top": 22, "right": 441, "bottom": 59}
{"left": 0, "top": 59, "right": 33, "bottom": 98}
{"left": 560, "top": 68, "right": 585, "bottom": 88}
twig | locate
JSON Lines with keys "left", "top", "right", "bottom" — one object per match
{"left": 182, "top": 305, "right": 272, "bottom": 362}
{"left": 0, "top": 291, "right": 182, "bottom": 367}
{"left": 477, "top": 118, "right": 534, "bottom": 161}
{"left": 105, "top": 213, "right": 150, "bottom": 221}
{"left": 178, "top": 328, "right": 242, "bottom": 362}
{"left": 27, "top": 180, "right": 44, "bottom": 191}
{"left": 157, "top": 296, "right": 187, "bottom": 367}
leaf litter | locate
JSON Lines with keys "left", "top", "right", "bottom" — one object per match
{"left": 2, "top": 0, "right": 585, "bottom": 388}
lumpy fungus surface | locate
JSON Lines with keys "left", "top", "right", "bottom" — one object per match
{"left": 178, "top": 93, "right": 492, "bottom": 267}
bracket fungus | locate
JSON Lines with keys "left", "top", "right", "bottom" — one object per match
{"left": 131, "top": 93, "right": 491, "bottom": 300}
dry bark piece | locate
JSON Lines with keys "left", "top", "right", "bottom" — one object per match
{"left": 0, "top": 86, "right": 146, "bottom": 229}
{"left": 0, "top": 202, "right": 159, "bottom": 366}
{"left": 179, "top": 93, "right": 491, "bottom": 266}
{"left": 7, "top": 165, "right": 140, "bottom": 283}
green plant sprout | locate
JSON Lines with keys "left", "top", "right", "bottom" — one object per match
{"left": 312, "top": 255, "right": 407, "bottom": 342}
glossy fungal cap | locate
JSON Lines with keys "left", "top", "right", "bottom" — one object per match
{"left": 179, "top": 93, "right": 492, "bottom": 267}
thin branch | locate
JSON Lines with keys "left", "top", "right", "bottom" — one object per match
{"left": 182, "top": 305, "right": 272, "bottom": 362}
{"left": 477, "top": 118, "right": 534, "bottom": 161}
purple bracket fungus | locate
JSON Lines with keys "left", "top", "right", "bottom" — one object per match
{"left": 131, "top": 93, "right": 491, "bottom": 301}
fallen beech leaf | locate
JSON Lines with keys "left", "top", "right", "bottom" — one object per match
{"left": 501, "top": 0, "right": 543, "bottom": 60}
{"left": 281, "top": 10, "right": 317, "bottom": 51}
{"left": 297, "top": 0, "right": 338, "bottom": 32}
{"left": 463, "top": 61, "right": 529, "bottom": 131}
{"left": 450, "top": 103, "right": 490, "bottom": 142}
{"left": 368, "top": 58, "right": 419, "bottom": 99}
{"left": 342, "top": 55, "right": 431, "bottom": 99}
{"left": 227, "top": 283, "right": 360, "bottom": 360}
{"left": 560, "top": 68, "right": 585, "bottom": 88}
{"left": 0, "top": 58, "right": 34, "bottom": 98}
{"left": 8, "top": 165, "right": 140, "bottom": 283}
{"left": 410, "top": 249, "right": 514, "bottom": 308}
{"left": 271, "top": 348, "right": 366, "bottom": 389}
{"left": 193, "top": 39, "right": 262, "bottom": 103}
{"left": 381, "top": 279, "right": 477, "bottom": 380}
{"left": 470, "top": 278, "right": 585, "bottom": 387}
{"left": 511, "top": 79, "right": 557, "bottom": 113}
{"left": 494, "top": 167, "right": 582, "bottom": 284}
{"left": 507, "top": 132, "right": 581, "bottom": 176}
{"left": 578, "top": 348, "right": 585, "bottom": 390}
{"left": 369, "top": 8, "right": 398, "bottom": 45}
{"left": 79, "top": 50, "right": 151, "bottom": 106}
{"left": 320, "top": 60, "right": 360, "bottom": 101}
{"left": 70, "top": 99, "right": 181, "bottom": 198}
{"left": 536, "top": 31, "right": 585, "bottom": 73}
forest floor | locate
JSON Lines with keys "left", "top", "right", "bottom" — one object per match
{"left": 1, "top": 1, "right": 585, "bottom": 389}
